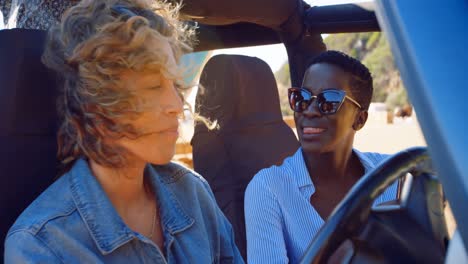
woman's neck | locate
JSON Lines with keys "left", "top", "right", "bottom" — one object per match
{"left": 89, "top": 159, "right": 151, "bottom": 211}
{"left": 89, "top": 159, "right": 160, "bottom": 243}
{"left": 302, "top": 144, "right": 363, "bottom": 186}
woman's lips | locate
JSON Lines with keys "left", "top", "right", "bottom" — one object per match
{"left": 142, "top": 126, "right": 179, "bottom": 137}
{"left": 301, "top": 127, "right": 326, "bottom": 141}
{"left": 303, "top": 127, "right": 326, "bottom": 134}
{"left": 160, "top": 126, "right": 179, "bottom": 137}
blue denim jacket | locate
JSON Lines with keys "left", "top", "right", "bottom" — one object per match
{"left": 5, "top": 159, "right": 243, "bottom": 263}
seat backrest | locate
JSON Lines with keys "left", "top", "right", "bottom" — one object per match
{"left": 0, "top": 29, "right": 59, "bottom": 255}
{"left": 191, "top": 54, "right": 300, "bottom": 260}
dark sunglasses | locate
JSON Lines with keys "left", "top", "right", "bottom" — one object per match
{"left": 288, "top": 88, "right": 362, "bottom": 114}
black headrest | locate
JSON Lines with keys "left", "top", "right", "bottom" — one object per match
{"left": 195, "top": 54, "right": 285, "bottom": 131}
{"left": 0, "top": 29, "right": 59, "bottom": 255}
{"left": 0, "top": 29, "right": 58, "bottom": 136}
{"left": 192, "top": 54, "right": 299, "bottom": 260}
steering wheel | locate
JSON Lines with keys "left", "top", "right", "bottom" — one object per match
{"left": 300, "top": 147, "right": 449, "bottom": 263}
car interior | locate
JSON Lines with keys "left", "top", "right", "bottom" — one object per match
{"left": 1, "top": 0, "right": 467, "bottom": 263}
{"left": 0, "top": 29, "right": 59, "bottom": 257}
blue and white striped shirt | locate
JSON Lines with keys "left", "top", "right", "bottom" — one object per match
{"left": 244, "top": 148, "right": 398, "bottom": 264}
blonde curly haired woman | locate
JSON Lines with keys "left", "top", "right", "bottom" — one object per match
{"left": 4, "top": 0, "right": 243, "bottom": 263}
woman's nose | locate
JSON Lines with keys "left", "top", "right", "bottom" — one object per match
{"left": 165, "top": 82, "right": 184, "bottom": 116}
{"left": 302, "top": 97, "right": 322, "bottom": 117}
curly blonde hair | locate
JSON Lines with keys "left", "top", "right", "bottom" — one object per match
{"left": 42, "top": 0, "right": 195, "bottom": 170}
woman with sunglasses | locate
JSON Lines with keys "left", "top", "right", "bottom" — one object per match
{"left": 4, "top": 0, "right": 243, "bottom": 263}
{"left": 244, "top": 50, "right": 398, "bottom": 263}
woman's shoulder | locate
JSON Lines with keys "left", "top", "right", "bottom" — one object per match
{"left": 7, "top": 173, "right": 76, "bottom": 238}
{"left": 246, "top": 154, "right": 298, "bottom": 196}
{"left": 251, "top": 164, "right": 286, "bottom": 186}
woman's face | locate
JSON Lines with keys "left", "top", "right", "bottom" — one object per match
{"left": 294, "top": 63, "right": 363, "bottom": 154}
{"left": 115, "top": 42, "right": 183, "bottom": 165}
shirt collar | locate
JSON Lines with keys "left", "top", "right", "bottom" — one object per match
{"left": 352, "top": 148, "right": 378, "bottom": 173}
{"left": 289, "top": 148, "right": 314, "bottom": 189}
{"left": 68, "top": 159, "right": 194, "bottom": 255}
{"left": 290, "top": 148, "right": 379, "bottom": 195}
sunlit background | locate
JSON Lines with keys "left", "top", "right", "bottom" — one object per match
{"left": 178, "top": 0, "right": 425, "bottom": 158}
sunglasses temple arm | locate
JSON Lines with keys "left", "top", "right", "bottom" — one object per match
{"left": 346, "top": 96, "right": 362, "bottom": 109}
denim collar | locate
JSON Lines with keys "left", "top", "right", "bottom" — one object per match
{"left": 69, "top": 159, "right": 194, "bottom": 255}
{"left": 146, "top": 164, "right": 195, "bottom": 236}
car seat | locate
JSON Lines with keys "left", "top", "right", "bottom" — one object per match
{"left": 191, "top": 54, "right": 300, "bottom": 260}
{"left": 0, "top": 29, "right": 59, "bottom": 256}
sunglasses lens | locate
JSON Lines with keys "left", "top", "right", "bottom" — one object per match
{"left": 289, "top": 89, "right": 347, "bottom": 114}
{"left": 318, "top": 91, "right": 345, "bottom": 114}
{"left": 289, "top": 89, "right": 311, "bottom": 112}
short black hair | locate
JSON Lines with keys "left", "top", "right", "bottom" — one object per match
{"left": 307, "top": 50, "right": 373, "bottom": 110}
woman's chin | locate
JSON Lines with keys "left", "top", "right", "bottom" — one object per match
{"left": 301, "top": 144, "right": 323, "bottom": 154}
{"left": 300, "top": 137, "right": 324, "bottom": 152}
{"left": 148, "top": 151, "right": 176, "bottom": 165}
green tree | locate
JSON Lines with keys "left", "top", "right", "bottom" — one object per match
{"left": 275, "top": 62, "right": 294, "bottom": 116}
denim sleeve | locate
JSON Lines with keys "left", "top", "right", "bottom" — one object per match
{"left": 200, "top": 178, "right": 245, "bottom": 264}
{"left": 5, "top": 231, "right": 62, "bottom": 264}
{"left": 244, "top": 175, "right": 288, "bottom": 264}
{"left": 221, "top": 212, "right": 244, "bottom": 264}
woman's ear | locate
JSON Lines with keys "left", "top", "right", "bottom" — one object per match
{"left": 353, "top": 110, "right": 368, "bottom": 131}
